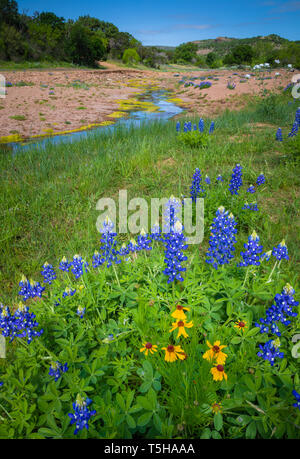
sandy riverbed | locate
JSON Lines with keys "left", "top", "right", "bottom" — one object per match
{"left": 0, "top": 66, "right": 294, "bottom": 141}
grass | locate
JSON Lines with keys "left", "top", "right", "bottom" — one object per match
{"left": 0, "top": 93, "right": 299, "bottom": 306}
{"left": 0, "top": 61, "right": 97, "bottom": 71}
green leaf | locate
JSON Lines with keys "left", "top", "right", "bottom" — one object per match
{"left": 214, "top": 412, "right": 223, "bottom": 431}
{"left": 116, "top": 393, "right": 126, "bottom": 411}
{"left": 246, "top": 421, "right": 257, "bottom": 439}
{"left": 137, "top": 411, "right": 153, "bottom": 426}
{"left": 126, "top": 414, "right": 136, "bottom": 429}
{"left": 200, "top": 428, "right": 211, "bottom": 439}
{"left": 153, "top": 413, "right": 162, "bottom": 433}
{"left": 231, "top": 337, "right": 242, "bottom": 344}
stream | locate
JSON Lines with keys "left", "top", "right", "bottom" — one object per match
{"left": 5, "top": 89, "right": 184, "bottom": 153}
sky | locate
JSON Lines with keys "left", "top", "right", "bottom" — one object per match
{"left": 17, "top": 0, "right": 300, "bottom": 46}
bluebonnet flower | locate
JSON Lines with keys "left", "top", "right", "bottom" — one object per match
{"left": 209, "top": 121, "right": 215, "bottom": 134}
{"left": 163, "top": 196, "right": 181, "bottom": 233}
{"left": 183, "top": 123, "right": 188, "bottom": 133}
{"left": 242, "top": 202, "right": 259, "bottom": 211}
{"left": 216, "top": 174, "right": 224, "bottom": 183}
{"left": 206, "top": 207, "right": 237, "bottom": 270}
{"left": 261, "top": 250, "right": 272, "bottom": 262}
{"left": 49, "top": 362, "right": 68, "bottom": 381}
{"left": 198, "top": 119, "right": 204, "bottom": 132}
{"left": 77, "top": 306, "right": 86, "bottom": 318}
{"left": 292, "top": 390, "right": 300, "bottom": 410}
{"left": 176, "top": 121, "right": 180, "bottom": 132}
{"left": 257, "top": 338, "right": 284, "bottom": 366}
{"left": 0, "top": 382, "right": 3, "bottom": 387}
{"left": 59, "top": 256, "right": 71, "bottom": 272}
{"left": 190, "top": 168, "right": 205, "bottom": 203}
{"left": 188, "top": 121, "right": 192, "bottom": 131}
{"left": 62, "top": 287, "right": 76, "bottom": 298}
{"left": 229, "top": 164, "right": 243, "bottom": 195}
{"left": 272, "top": 239, "right": 289, "bottom": 261}
{"left": 68, "top": 395, "right": 96, "bottom": 435}
{"left": 41, "top": 262, "right": 56, "bottom": 285}
{"left": 237, "top": 230, "right": 263, "bottom": 267}
{"left": 137, "top": 229, "right": 153, "bottom": 251}
{"left": 205, "top": 175, "right": 211, "bottom": 185}
{"left": 162, "top": 221, "right": 188, "bottom": 283}
{"left": 275, "top": 128, "right": 283, "bottom": 141}
{"left": 150, "top": 222, "right": 163, "bottom": 242}
{"left": 0, "top": 302, "right": 43, "bottom": 344}
{"left": 18, "top": 276, "right": 45, "bottom": 301}
{"left": 288, "top": 122, "right": 298, "bottom": 138}
{"left": 256, "top": 174, "right": 265, "bottom": 186}
{"left": 283, "top": 83, "right": 293, "bottom": 92}
{"left": 255, "top": 284, "right": 298, "bottom": 337}
{"left": 193, "top": 124, "right": 197, "bottom": 131}
{"left": 70, "top": 255, "right": 89, "bottom": 279}
{"left": 92, "top": 217, "right": 121, "bottom": 268}
{"left": 247, "top": 185, "right": 256, "bottom": 194}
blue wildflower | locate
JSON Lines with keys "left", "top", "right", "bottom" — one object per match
{"left": 41, "top": 262, "right": 56, "bottom": 285}
{"left": 176, "top": 121, "right": 180, "bottom": 132}
{"left": 205, "top": 175, "right": 211, "bottom": 185}
{"left": 59, "top": 256, "right": 71, "bottom": 272}
{"left": 92, "top": 217, "right": 121, "bottom": 268}
{"left": 247, "top": 185, "right": 256, "bottom": 194}
{"left": 256, "top": 174, "right": 265, "bottom": 186}
{"left": 292, "top": 390, "right": 300, "bottom": 410}
{"left": 49, "top": 362, "right": 68, "bottom": 381}
{"left": 77, "top": 306, "right": 86, "bottom": 318}
{"left": 18, "top": 276, "right": 45, "bottom": 301}
{"left": 68, "top": 395, "right": 96, "bottom": 435}
{"left": 272, "top": 239, "right": 289, "bottom": 261}
{"left": 288, "top": 122, "right": 298, "bottom": 138}
{"left": 0, "top": 302, "right": 43, "bottom": 344}
{"left": 216, "top": 174, "right": 224, "bottom": 183}
{"left": 209, "top": 121, "right": 215, "bottom": 134}
{"left": 257, "top": 339, "right": 284, "bottom": 366}
{"left": 162, "top": 221, "right": 188, "bottom": 284}
{"left": 163, "top": 196, "right": 181, "bottom": 233}
{"left": 62, "top": 287, "right": 76, "bottom": 298}
{"left": 242, "top": 202, "right": 259, "bottom": 211}
{"left": 190, "top": 168, "right": 205, "bottom": 202}
{"left": 70, "top": 255, "right": 89, "bottom": 279}
{"left": 237, "top": 230, "right": 263, "bottom": 267}
{"left": 275, "top": 128, "right": 283, "bottom": 141}
{"left": 199, "top": 119, "right": 204, "bottom": 132}
{"left": 229, "top": 164, "right": 243, "bottom": 195}
{"left": 137, "top": 229, "right": 153, "bottom": 251}
{"left": 206, "top": 207, "right": 237, "bottom": 270}
{"left": 295, "top": 108, "right": 300, "bottom": 126}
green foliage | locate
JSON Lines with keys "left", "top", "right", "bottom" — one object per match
{"left": 177, "top": 131, "right": 209, "bottom": 148}
{"left": 173, "top": 42, "right": 198, "bottom": 64}
{"left": 122, "top": 48, "right": 140, "bottom": 65}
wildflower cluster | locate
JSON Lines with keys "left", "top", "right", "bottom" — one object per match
{"left": 70, "top": 255, "right": 88, "bottom": 279}
{"left": 162, "top": 221, "right": 188, "bottom": 283}
{"left": 256, "top": 174, "right": 266, "bottom": 186}
{"left": 272, "top": 240, "right": 289, "bottom": 261}
{"left": 256, "top": 284, "right": 298, "bottom": 338}
{"left": 237, "top": 231, "right": 263, "bottom": 267}
{"left": 229, "top": 164, "right": 243, "bottom": 195}
{"left": 242, "top": 202, "right": 259, "bottom": 211}
{"left": 41, "top": 263, "right": 56, "bottom": 285}
{"left": 206, "top": 207, "right": 237, "bottom": 270}
{"left": 49, "top": 362, "right": 68, "bottom": 381}
{"left": 190, "top": 168, "right": 205, "bottom": 202}
{"left": 203, "top": 340, "right": 228, "bottom": 381}
{"left": 68, "top": 395, "right": 96, "bottom": 435}
{"left": 257, "top": 339, "right": 284, "bottom": 366}
{"left": 0, "top": 303, "right": 43, "bottom": 344}
{"left": 18, "top": 276, "right": 45, "bottom": 301}
{"left": 92, "top": 218, "right": 121, "bottom": 268}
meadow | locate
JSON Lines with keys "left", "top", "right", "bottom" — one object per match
{"left": 0, "top": 89, "right": 299, "bottom": 439}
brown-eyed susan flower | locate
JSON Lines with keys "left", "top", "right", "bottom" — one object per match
{"left": 203, "top": 340, "right": 227, "bottom": 365}
{"left": 211, "top": 364, "right": 227, "bottom": 382}
{"left": 171, "top": 304, "right": 190, "bottom": 320}
{"left": 162, "top": 344, "right": 186, "bottom": 362}
{"left": 234, "top": 320, "right": 247, "bottom": 332}
{"left": 169, "top": 319, "right": 194, "bottom": 338}
{"left": 211, "top": 402, "right": 222, "bottom": 414}
{"left": 140, "top": 342, "right": 158, "bottom": 356}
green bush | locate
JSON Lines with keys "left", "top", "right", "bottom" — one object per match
{"left": 122, "top": 48, "right": 140, "bottom": 65}
{"left": 177, "top": 131, "right": 209, "bottom": 148}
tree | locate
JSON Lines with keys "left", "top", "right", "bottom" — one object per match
{"left": 66, "top": 23, "right": 106, "bottom": 66}
{"left": 122, "top": 48, "right": 140, "bottom": 64}
{"left": 206, "top": 52, "right": 217, "bottom": 66}
{"left": 231, "top": 44, "right": 254, "bottom": 64}
{"left": 173, "top": 42, "right": 198, "bottom": 63}
{"left": 0, "top": 0, "right": 19, "bottom": 27}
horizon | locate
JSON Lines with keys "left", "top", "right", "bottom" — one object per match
{"left": 17, "top": 0, "right": 300, "bottom": 47}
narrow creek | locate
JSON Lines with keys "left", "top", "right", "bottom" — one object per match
{"left": 4, "top": 89, "right": 184, "bottom": 153}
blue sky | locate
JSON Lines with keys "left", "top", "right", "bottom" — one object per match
{"left": 17, "top": 0, "right": 300, "bottom": 46}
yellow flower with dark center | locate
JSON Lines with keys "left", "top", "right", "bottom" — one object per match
{"left": 169, "top": 319, "right": 194, "bottom": 338}
{"left": 171, "top": 304, "right": 190, "bottom": 320}
{"left": 212, "top": 402, "right": 222, "bottom": 413}
{"left": 140, "top": 342, "right": 158, "bottom": 356}
{"left": 162, "top": 344, "right": 186, "bottom": 362}
{"left": 211, "top": 364, "right": 228, "bottom": 382}
{"left": 203, "top": 340, "right": 227, "bottom": 365}
{"left": 234, "top": 320, "right": 247, "bottom": 332}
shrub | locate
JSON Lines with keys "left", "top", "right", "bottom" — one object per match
{"left": 177, "top": 131, "right": 209, "bottom": 148}
{"left": 122, "top": 48, "right": 140, "bottom": 65}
